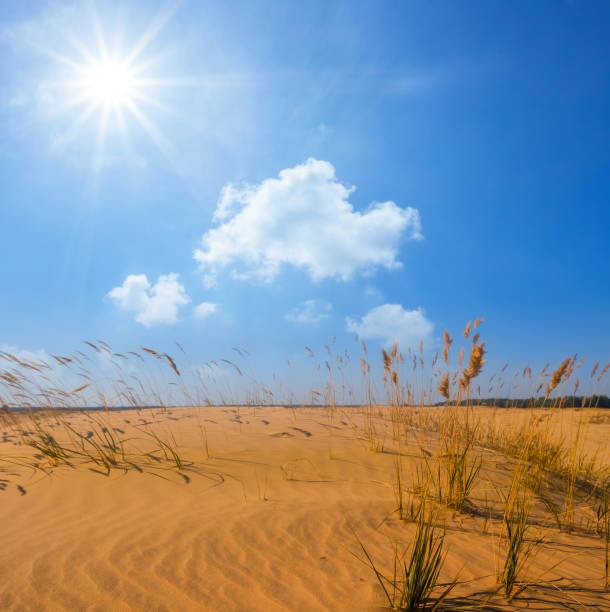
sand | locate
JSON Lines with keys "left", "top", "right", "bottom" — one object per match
{"left": 1, "top": 404, "right": 609, "bottom": 611}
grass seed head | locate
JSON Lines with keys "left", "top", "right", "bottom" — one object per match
{"left": 382, "top": 349, "right": 391, "bottom": 373}
{"left": 463, "top": 320, "right": 472, "bottom": 339}
{"left": 459, "top": 341, "right": 487, "bottom": 393}
{"left": 438, "top": 372, "right": 450, "bottom": 400}
{"left": 443, "top": 329, "right": 453, "bottom": 348}
{"left": 550, "top": 358, "right": 571, "bottom": 391}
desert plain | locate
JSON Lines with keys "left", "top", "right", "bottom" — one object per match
{"left": 1, "top": 401, "right": 609, "bottom": 611}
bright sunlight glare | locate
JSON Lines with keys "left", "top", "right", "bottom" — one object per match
{"left": 37, "top": 2, "right": 183, "bottom": 172}
{"left": 85, "top": 61, "right": 135, "bottom": 106}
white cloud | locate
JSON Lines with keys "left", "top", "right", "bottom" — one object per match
{"left": 0, "top": 344, "right": 49, "bottom": 364}
{"left": 194, "top": 158, "right": 422, "bottom": 286}
{"left": 285, "top": 299, "right": 332, "bottom": 325}
{"left": 193, "top": 301, "right": 217, "bottom": 319}
{"left": 346, "top": 304, "right": 434, "bottom": 350}
{"left": 107, "top": 273, "right": 190, "bottom": 327}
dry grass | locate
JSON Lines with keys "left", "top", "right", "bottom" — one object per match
{"left": 355, "top": 507, "right": 458, "bottom": 611}
{"left": 1, "top": 324, "right": 609, "bottom": 609}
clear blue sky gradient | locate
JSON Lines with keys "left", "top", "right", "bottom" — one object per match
{"left": 1, "top": 1, "right": 609, "bottom": 397}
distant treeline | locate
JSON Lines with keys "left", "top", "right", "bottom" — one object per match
{"left": 436, "top": 395, "right": 610, "bottom": 409}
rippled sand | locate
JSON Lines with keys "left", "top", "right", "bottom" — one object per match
{"left": 1, "top": 405, "right": 609, "bottom": 610}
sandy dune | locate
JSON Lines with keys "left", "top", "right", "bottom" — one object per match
{"left": 1, "top": 405, "right": 609, "bottom": 611}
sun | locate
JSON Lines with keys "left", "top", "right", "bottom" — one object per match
{"left": 84, "top": 60, "right": 136, "bottom": 107}
{"left": 40, "top": 3, "right": 182, "bottom": 171}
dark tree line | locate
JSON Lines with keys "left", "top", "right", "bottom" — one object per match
{"left": 435, "top": 395, "right": 610, "bottom": 409}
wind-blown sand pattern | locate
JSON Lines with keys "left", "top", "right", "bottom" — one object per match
{"left": 1, "top": 404, "right": 609, "bottom": 611}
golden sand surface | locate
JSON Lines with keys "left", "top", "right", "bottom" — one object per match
{"left": 1, "top": 405, "right": 609, "bottom": 611}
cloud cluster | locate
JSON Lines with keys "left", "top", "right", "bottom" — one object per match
{"left": 346, "top": 304, "right": 433, "bottom": 349}
{"left": 285, "top": 299, "right": 332, "bottom": 325}
{"left": 193, "top": 301, "right": 217, "bottom": 319}
{"left": 194, "top": 158, "right": 422, "bottom": 286}
{"left": 107, "top": 273, "right": 190, "bottom": 327}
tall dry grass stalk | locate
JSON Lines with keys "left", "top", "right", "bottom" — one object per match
{"left": 459, "top": 342, "right": 486, "bottom": 395}
{"left": 497, "top": 460, "right": 538, "bottom": 600}
{"left": 545, "top": 358, "right": 571, "bottom": 400}
{"left": 356, "top": 507, "right": 457, "bottom": 611}
{"left": 596, "top": 487, "right": 610, "bottom": 588}
{"left": 2, "top": 321, "right": 610, "bottom": 603}
{"left": 437, "top": 373, "right": 450, "bottom": 403}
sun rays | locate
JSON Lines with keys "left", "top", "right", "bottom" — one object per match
{"left": 39, "top": 2, "right": 181, "bottom": 172}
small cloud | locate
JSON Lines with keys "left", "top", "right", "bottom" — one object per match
{"left": 0, "top": 344, "right": 50, "bottom": 364}
{"left": 194, "top": 158, "right": 422, "bottom": 286}
{"left": 346, "top": 304, "right": 433, "bottom": 350}
{"left": 106, "top": 273, "right": 190, "bottom": 327}
{"left": 285, "top": 299, "right": 332, "bottom": 325}
{"left": 193, "top": 301, "right": 217, "bottom": 319}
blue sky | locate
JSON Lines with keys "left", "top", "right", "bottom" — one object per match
{"left": 1, "top": 1, "right": 609, "bottom": 402}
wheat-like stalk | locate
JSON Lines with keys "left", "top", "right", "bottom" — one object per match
{"left": 459, "top": 342, "right": 486, "bottom": 393}
{"left": 438, "top": 372, "right": 450, "bottom": 401}
{"left": 382, "top": 349, "right": 392, "bottom": 373}
{"left": 463, "top": 320, "right": 472, "bottom": 339}
{"left": 545, "top": 357, "right": 571, "bottom": 399}
{"left": 443, "top": 329, "right": 452, "bottom": 347}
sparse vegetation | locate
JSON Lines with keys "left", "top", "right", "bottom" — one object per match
{"left": 357, "top": 509, "right": 457, "bottom": 611}
{"left": 1, "top": 325, "right": 609, "bottom": 609}
{"left": 497, "top": 461, "right": 538, "bottom": 600}
{"left": 596, "top": 487, "right": 610, "bottom": 588}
